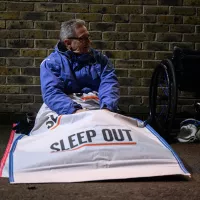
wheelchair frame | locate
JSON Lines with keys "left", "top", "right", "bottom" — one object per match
{"left": 149, "top": 47, "right": 200, "bottom": 140}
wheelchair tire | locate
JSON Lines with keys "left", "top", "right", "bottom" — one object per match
{"left": 149, "top": 59, "right": 177, "bottom": 140}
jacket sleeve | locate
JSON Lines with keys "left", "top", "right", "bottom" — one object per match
{"left": 40, "top": 58, "right": 82, "bottom": 115}
{"left": 98, "top": 55, "right": 120, "bottom": 112}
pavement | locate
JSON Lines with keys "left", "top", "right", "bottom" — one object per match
{"left": 0, "top": 125, "right": 200, "bottom": 200}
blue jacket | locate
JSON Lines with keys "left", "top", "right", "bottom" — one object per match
{"left": 40, "top": 42, "right": 120, "bottom": 115}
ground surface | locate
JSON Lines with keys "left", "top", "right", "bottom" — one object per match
{"left": 0, "top": 125, "right": 200, "bottom": 200}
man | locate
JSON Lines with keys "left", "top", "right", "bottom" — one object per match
{"left": 40, "top": 19, "right": 120, "bottom": 115}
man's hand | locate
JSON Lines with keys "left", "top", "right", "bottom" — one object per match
{"left": 73, "top": 108, "right": 88, "bottom": 114}
{"left": 102, "top": 109, "right": 110, "bottom": 112}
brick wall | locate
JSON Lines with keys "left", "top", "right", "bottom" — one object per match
{"left": 0, "top": 0, "right": 200, "bottom": 124}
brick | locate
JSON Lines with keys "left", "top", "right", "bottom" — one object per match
{"left": 48, "top": 0, "right": 77, "bottom": 2}
{"left": 158, "top": 0, "right": 183, "bottom": 5}
{"left": 103, "top": 32, "right": 128, "bottom": 41}
{"left": 118, "top": 78, "right": 141, "bottom": 86}
{"left": 0, "top": 49, "right": 20, "bottom": 57}
{"left": 0, "top": 67, "right": 20, "bottom": 75}
{"left": 0, "top": 77, "right": 6, "bottom": 84}
{"left": 103, "top": 51, "right": 129, "bottom": 59}
{"left": 170, "top": 25, "right": 195, "bottom": 33}
{"left": 47, "top": 30, "right": 60, "bottom": 39}
{"left": 21, "top": 0, "right": 48, "bottom": 1}
{"left": 103, "top": 0, "right": 129, "bottom": 4}
{"left": 21, "top": 68, "right": 40, "bottom": 76}
{"left": 7, "top": 76, "right": 34, "bottom": 85}
{"left": 89, "top": 22, "right": 115, "bottom": 31}
{"left": 35, "top": 3, "right": 61, "bottom": 12}
{"left": 90, "top": 5, "right": 115, "bottom": 14}
{"left": 119, "top": 87, "right": 128, "bottom": 95}
{"left": 48, "top": 13, "right": 74, "bottom": 22}
{"left": 144, "top": 24, "right": 169, "bottom": 32}
{"left": 183, "top": 34, "right": 200, "bottom": 42}
{"left": 130, "top": 33, "right": 155, "bottom": 41}
{"left": 21, "top": 86, "right": 41, "bottom": 94}
{"left": 144, "top": 6, "right": 169, "bottom": 14}
{"left": 116, "top": 23, "right": 142, "bottom": 32}
{"left": 0, "top": 30, "right": 20, "bottom": 39}
{"left": 22, "top": 103, "right": 42, "bottom": 112}
{"left": 143, "top": 60, "right": 160, "bottom": 69}
{"left": 141, "top": 78, "right": 151, "bottom": 86}
{"left": 117, "top": 6, "right": 142, "bottom": 14}
{"left": 7, "top": 2, "right": 34, "bottom": 11}
{"left": 0, "top": 12, "right": 20, "bottom": 20}
{"left": 91, "top": 41, "right": 114, "bottom": 50}
{"left": 21, "top": 49, "right": 47, "bottom": 57}
{"left": 0, "top": 86, "right": 20, "bottom": 94}
{"left": 170, "top": 42, "right": 194, "bottom": 50}
{"left": 115, "top": 60, "right": 142, "bottom": 69}
{"left": 184, "top": 16, "right": 200, "bottom": 25}
{"left": 116, "top": 42, "right": 142, "bottom": 50}
{"left": 103, "top": 14, "right": 128, "bottom": 23}
{"left": 63, "top": 3, "right": 88, "bottom": 13}
{"left": 0, "top": 40, "right": 6, "bottom": 47}
{"left": 0, "top": 95, "right": 6, "bottom": 102}
{"left": 0, "top": 2, "right": 6, "bottom": 11}
{"left": 143, "top": 42, "right": 169, "bottom": 51}
{"left": 119, "top": 97, "right": 142, "bottom": 105}
{"left": 129, "top": 87, "right": 149, "bottom": 95}
{"left": 130, "top": 51, "right": 155, "bottom": 59}
{"left": 155, "top": 51, "right": 173, "bottom": 60}
{"left": 21, "top": 30, "right": 47, "bottom": 39}
{"left": 33, "top": 77, "right": 40, "bottom": 85}
{"left": 115, "top": 69, "right": 128, "bottom": 77}
{"left": 76, "top": 13, "right": 102, "bottom": 22}
{"left": 129, "top": 69, "right": 153, "bottom": 78}
{"left": 0, "top": 58, "right": 6, "bottom": 66}
{"left": 157, "top": 16, "right": 182, "bottom": 24}
{"left": 0, "top": 104, "right": 21, "bottom": 112}
{"left": 6, "top": 20, "right": 34, "bottom": 29}
{"left": 34, "top": 95, "right": 43, "bottom": 103}
{"left": 20, "top": 12, "right": 46, "bottom": 20}
{"left": 0, "top": 20, "right": 5, "bottom": 29}
{"left": 130, "top": 0, "right": 157, "bottom": 4}
{"left": 7, "top": 58, "right": 34, "bottom": 67}
{"left": 90, "top": 31, "right": 102, "bottom": 40}
{"left": 7, "top": 39, "right": 34, "bottom": 48}
{"left": 157, "top": 33, "right": 182, "bottom": 42}
{"left": 7, "top": 95, "right": 34, "bottom": 103}
{"left": 183, "top": 0, "right": 200, "bottom": 6}
{"left": 79, "top": 0, "right": 102, "bottom": 3}
{"left": 170, "top": 7, "right": 196, "bottom": 16}
{"left": 35, "top": 39, "right": 58, "bottom": 48}
{"left": 35, "top": 21, "right": 60, "bottom": 30}
{"left": 130, "top": 15, "right": 156, "bottom": 23}
{"left": 35, "top": 58, "right": 44, "bottom": 67}
{"left": 129, "top": 105, "right": 149, "bottom": 113}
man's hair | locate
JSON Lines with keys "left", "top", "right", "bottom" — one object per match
{"left": 60, "top": 19, "right": 86, "bottom": 41}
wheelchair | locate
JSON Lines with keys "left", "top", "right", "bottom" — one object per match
{"left": 149, "top": 47, "right": 200, "bottom": 141}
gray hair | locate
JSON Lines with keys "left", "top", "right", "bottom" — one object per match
{"left": 60, "top": 19, "right": 86, "bottom": 41}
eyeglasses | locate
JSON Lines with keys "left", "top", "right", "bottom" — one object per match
{"left": 68, "top": 36, "right": 91, "bottom": 41}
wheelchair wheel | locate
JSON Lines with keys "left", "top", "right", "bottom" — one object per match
{"left": 149, "top": 59, "right": 177, "bottom": 140}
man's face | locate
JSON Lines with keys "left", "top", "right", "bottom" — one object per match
{"left": 69, "top": 25, "right": 91, "bottom": 54}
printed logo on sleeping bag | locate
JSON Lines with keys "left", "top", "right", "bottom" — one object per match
{"left": 46, "top": 114, "right": 62, "bottom": 130}
{"left": 50, "top": 128, "right": 137, "bottom": 152}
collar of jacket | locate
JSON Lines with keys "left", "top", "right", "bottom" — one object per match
{"left": 55, "top": 41, "right": 96, "bottom": 66}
